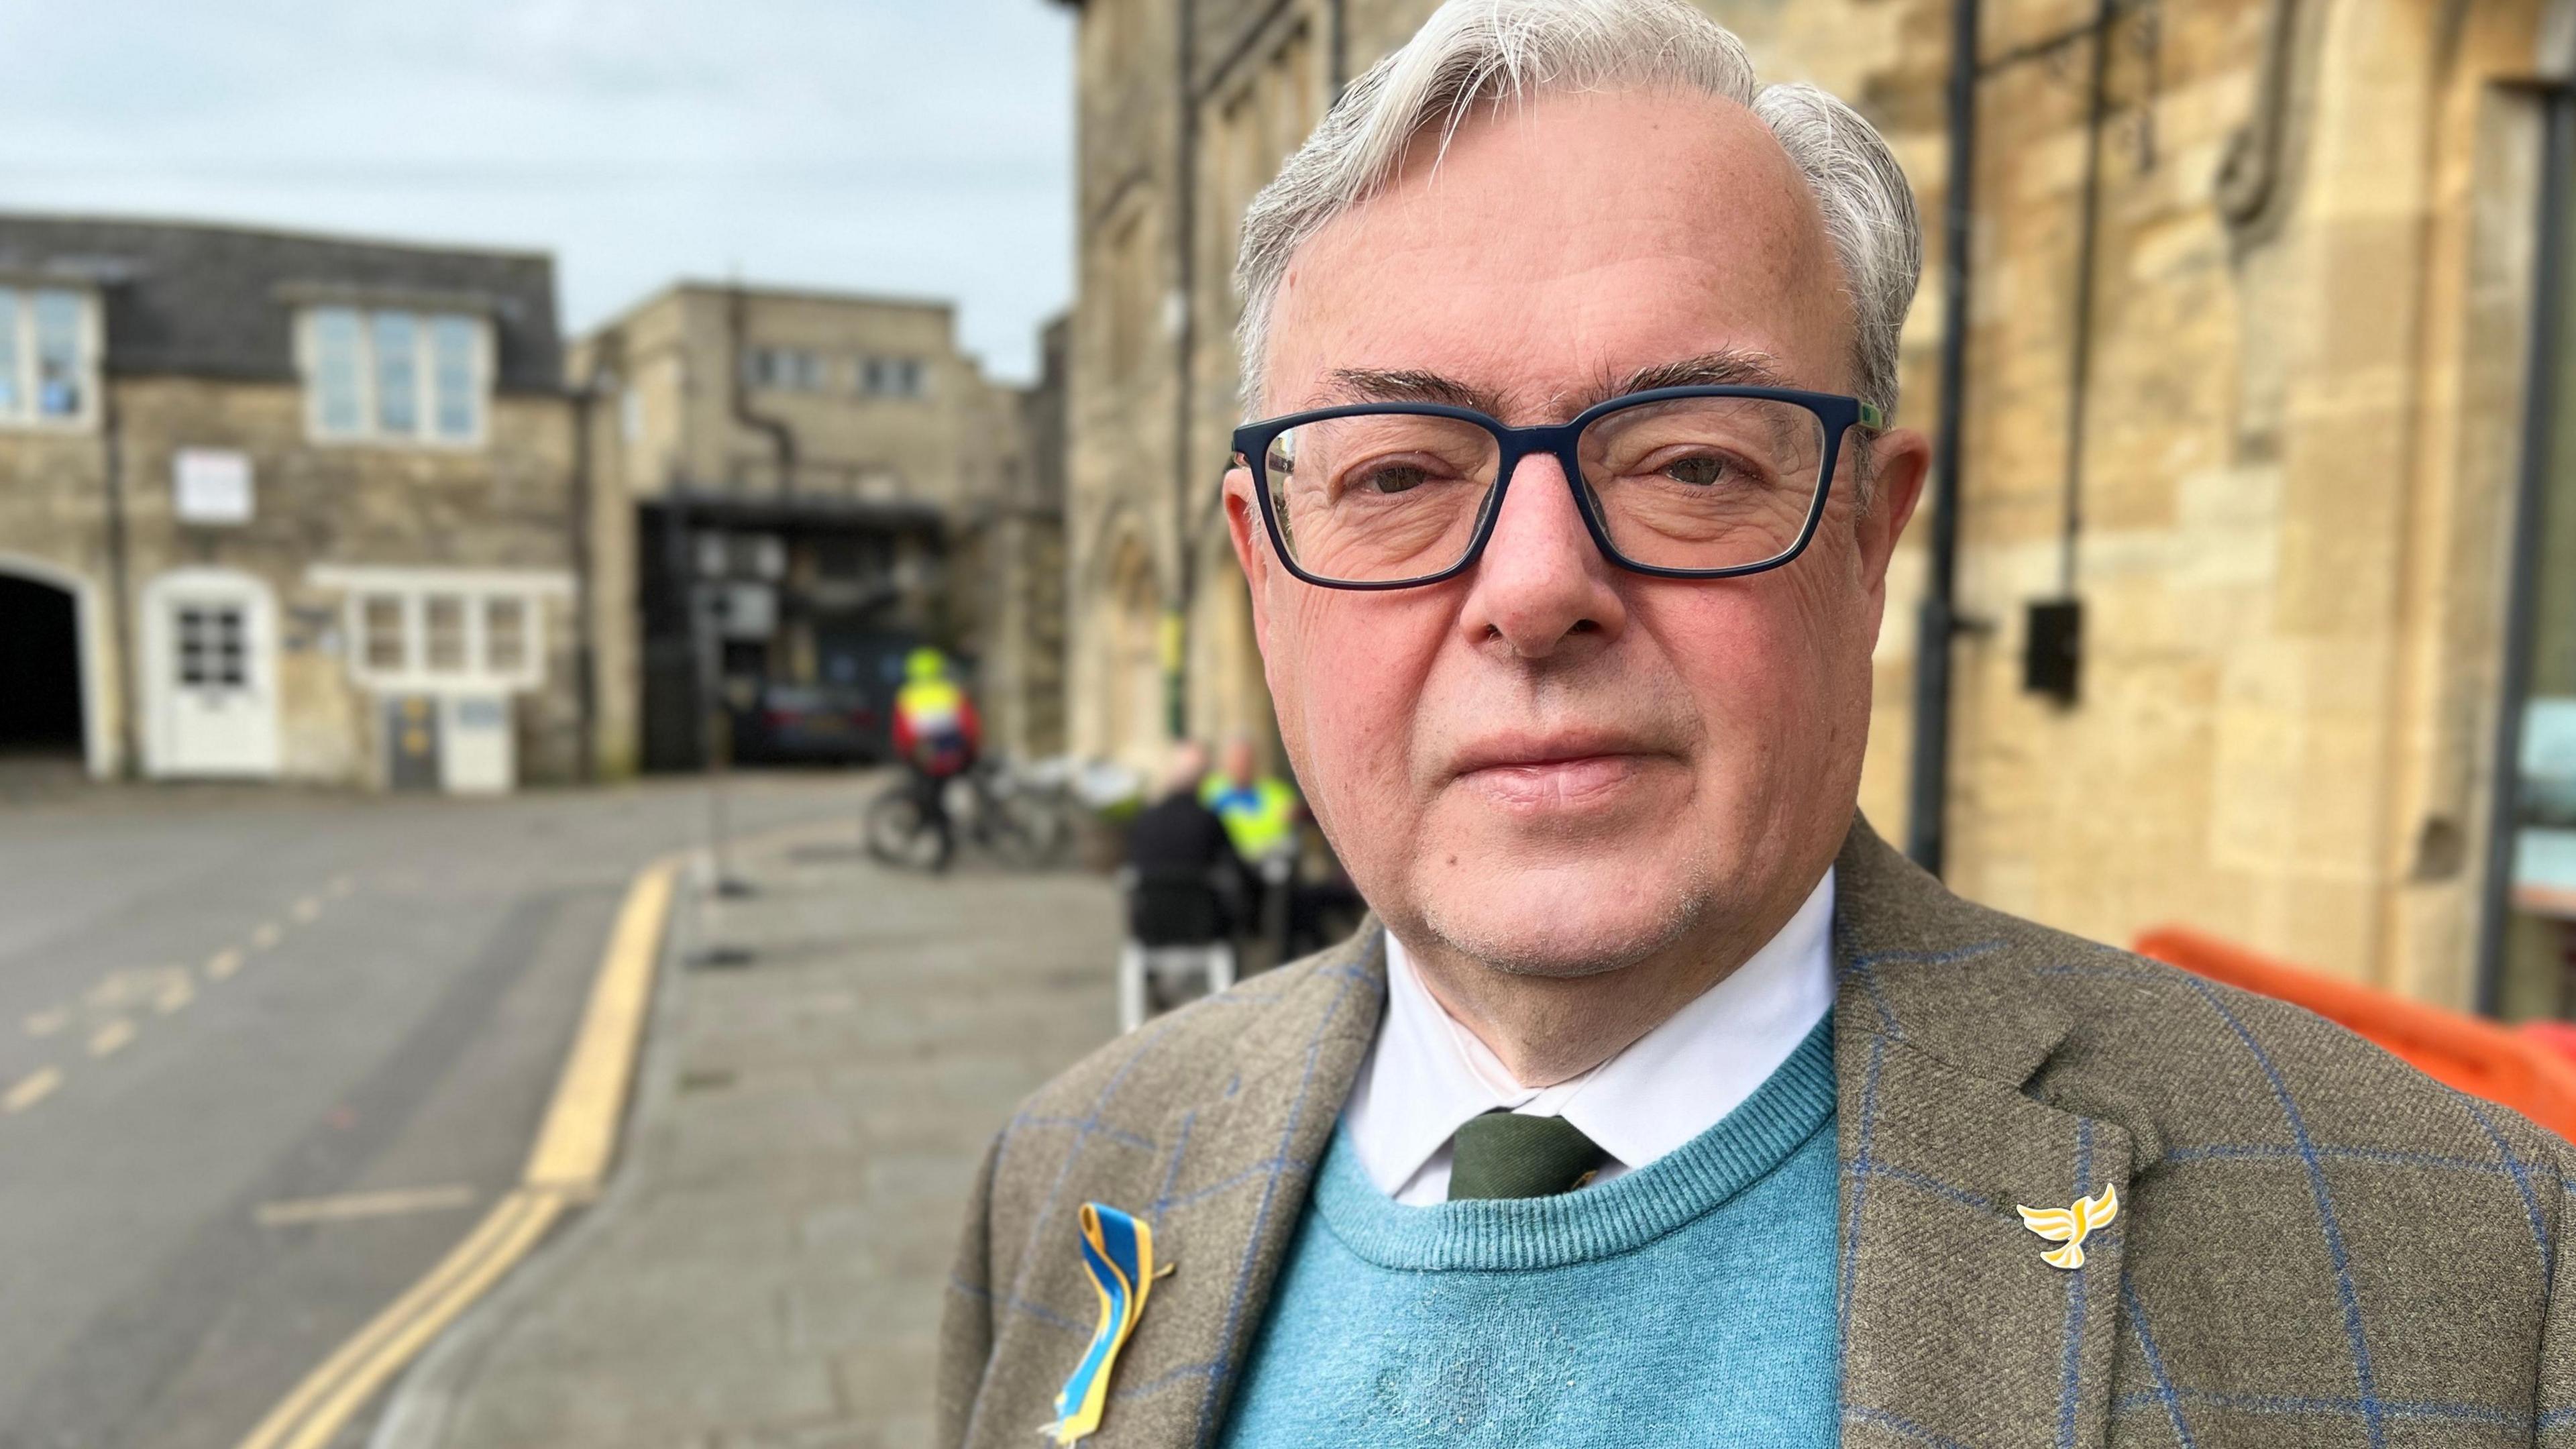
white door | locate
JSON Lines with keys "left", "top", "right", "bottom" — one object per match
{"left": 147, "top": 572, "right": 280, "bottom": 777}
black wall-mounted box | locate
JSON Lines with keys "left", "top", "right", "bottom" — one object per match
{"left": 2025, "top": 598, "right": 2083, "bottom": 705}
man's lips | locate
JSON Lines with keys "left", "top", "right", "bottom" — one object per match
{"left": 1447, "top": 733, "right": 1671, "bottom": 810}
{"left": 1448, "top": 731, "right": 1662, "bottom": 778}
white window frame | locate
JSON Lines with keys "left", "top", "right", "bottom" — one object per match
{"left": 0, "top": 284, "right": 103, "bottom": 432}
{"left": 313, "top": 566, "right": 570, "bottom": 694}
{"left": 299, "top": 307, "right": 493, "bottom": 448}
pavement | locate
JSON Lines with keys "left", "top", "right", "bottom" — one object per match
{"left": 373, "top": 806, "right": 1123, "bottom": 1448}
{"left": 0, "top": 773, "right": 881, "bottom": 1449}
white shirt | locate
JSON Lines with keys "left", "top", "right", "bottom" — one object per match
{"left": 1342, "top": 869, "right": 1837, "bottom": 1205}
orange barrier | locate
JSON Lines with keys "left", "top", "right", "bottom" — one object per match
{"left": 2133, "top": 924, "right": 2576, "bottom": 1144}
{"left": 2520, "top": 1019, "right": 2576, "bottom": 1073}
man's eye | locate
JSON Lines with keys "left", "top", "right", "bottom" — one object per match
{"left": 1660, "top": 454, "right": 1735, "bottom": 487}
{"left": 1351, "top": 464, "right": 1429, "bottom": 496}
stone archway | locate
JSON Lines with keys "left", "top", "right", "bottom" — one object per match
{"left": 0, "top": 552, "right": 106, "bottom": 777}
{"left": 1100, "top": 531, "right": 1165, "bottom": 769}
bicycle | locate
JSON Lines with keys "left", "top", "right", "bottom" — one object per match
{"left": 863, "top": 757, "right": 1077, "bottom": 871}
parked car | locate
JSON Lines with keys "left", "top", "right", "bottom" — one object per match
{"left": 731, "top": 682, "right": 887, "bottom": 765}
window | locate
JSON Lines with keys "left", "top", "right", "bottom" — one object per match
{"left": 484, "top": 597, "right": 527, "bottom": 673}
{"left": 0, "top": 292, "right": 16, "bottom": 415}
{"left": 313, "top": 309, "right": 364, "bottom": 434}
{"left": 373, "top": 313, "right": 418, "bottom": 435}
{"left": 431, "top": 317, "right": 477, "bottom": 439}
{"left": 306, "top": 307, "right": 488, "bottom": 444}
{"left": 344, "top": 586, "right": 544, "bottom": 687}
{"left": 34, "top": 291, "right": 81, "bottom": 417}
{"left": 745, "top": 347, "right": 825, "bottom": 392}
{"left": 0, "top": 286, "right": 96, "bottom": 427}
{"left": 860, "top": 356, "right": 925, "bottom": 398}
{"left": 423, "top": 595, "right": 468, "bottom": 672}
{"left": 362, "top": 595, "right": 407, "bottom": 672}
{"left": 176, "top": 606, "right": 248, "bottom": 688}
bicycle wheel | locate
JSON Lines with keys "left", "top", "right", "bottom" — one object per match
{"left": 974, "top": 786, "right": 1064, "bottom": 869}
{"left": 1007, "top": 794, "right": 1075, "bottom": 867}
{"left": 863, "top": 787, "right": 945, "bottom": 871}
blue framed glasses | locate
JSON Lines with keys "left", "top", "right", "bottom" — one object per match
{"left": 1231, "top": 385, "right": 1882, "bottom": 590}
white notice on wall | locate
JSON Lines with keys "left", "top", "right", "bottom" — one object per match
{"left": 174, "top": 448, "right": 254, "bottom": 525}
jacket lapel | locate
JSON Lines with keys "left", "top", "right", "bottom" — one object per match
{"left": 1831, "top": 820, "right": 2133, "bottom": 1449}
{"left": 1045, "top": 928, "right": 1387, "bottom": 1448}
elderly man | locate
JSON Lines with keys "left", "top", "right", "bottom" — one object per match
{"left": 943, "top": 1, "right": 2574, "bottom": 1444}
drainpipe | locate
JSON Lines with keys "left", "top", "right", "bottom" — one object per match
{"left": 570, "top": 337, "right": 619, "bottom": 785}
{"left": 1167, "top": 0, "right": 1199, "bottom": 743}
{"left": 1907, "top": 0, "right": 1983, "bottom": 875}
{"left": 2475, "top": 87, "right": 2575, "bottom": 1016}
{"left": 2057, "top": 0, "right": 2117, "bottom": 601}
{"left": 99, "top": 356, "right": 139, "bottom": 780}
{"left": 724, "top": 282, "right": 798, "bottom": 494}
{"left": 1330, "top": 0, "right": 1349, "bottom": 93}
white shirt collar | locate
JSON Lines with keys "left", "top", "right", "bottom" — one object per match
{"left": 1342, "top": 868, "right": 1837, "bottom": 1205}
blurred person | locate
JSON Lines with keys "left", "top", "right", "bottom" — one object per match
{"left": 943, "top": 1, "right": 2576, "bottom": 1445}
{"left": 1123, "top": 741, "right": 1251, "bottom": 946}
{"left": 891, "top": 647, "right": 979, "bottom": 873}
{"left": 1197, "top": 733, "right": 1301, "bottom": 864}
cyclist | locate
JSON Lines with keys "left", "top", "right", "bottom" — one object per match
{"left": 890, "top": 647, "right": 980, "bottom": 872}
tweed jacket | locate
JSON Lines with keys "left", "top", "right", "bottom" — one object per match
{"left": 940, "top": 818, "right": 2576, "bottom": 1446}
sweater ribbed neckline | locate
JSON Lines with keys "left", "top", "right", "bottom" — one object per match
{"left": 1311, "top": 1015, "right": 1835, "bottom": 1272}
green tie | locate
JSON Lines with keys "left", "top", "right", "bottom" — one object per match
{"left": 1446, "top": 1110, "right": 1607, "bottom": 1200}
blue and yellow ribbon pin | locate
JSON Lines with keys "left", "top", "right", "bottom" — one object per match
{"left": 1042, "top": 1203, "right": 1169, "bottom": 1445}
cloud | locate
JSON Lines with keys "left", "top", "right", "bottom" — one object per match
{"left": 0, "top": 0, "right": 1073, "bottom": 380}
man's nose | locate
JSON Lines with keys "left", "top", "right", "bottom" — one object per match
{"left": 1455, "top": 453, "right": 1628, "bottom": 659}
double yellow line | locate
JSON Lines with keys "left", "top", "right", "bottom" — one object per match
{"left": 236, "top": 861, "right": 679, "bottom": 1449}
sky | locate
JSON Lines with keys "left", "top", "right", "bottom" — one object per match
{"left": 0, "top": 0, "right": 1075, "bottom": 382}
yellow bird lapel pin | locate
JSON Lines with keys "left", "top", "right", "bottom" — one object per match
{"left": 2016, "top": 1183, "right": 2118, "bottom": 1269}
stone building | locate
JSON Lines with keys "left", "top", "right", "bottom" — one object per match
{"left": 0, "top": 214, "right": 604, "bottom": 791}
{"left": 1048, "top": 0, "right": 2576, "bottom": 1014}
{"left": 573, "top": 282, "right": 1060, "bottom": 769}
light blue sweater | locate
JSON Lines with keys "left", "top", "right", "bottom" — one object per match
{"left": 1220, "top": 1017, "right": 1840, "bottom": 1448}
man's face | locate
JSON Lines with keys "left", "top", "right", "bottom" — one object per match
{"left": 1222, "top": 739, "right": 1258, "bottom": 787}
{"left": 1225, "top": 87, "right": 1926, "bottom": 978}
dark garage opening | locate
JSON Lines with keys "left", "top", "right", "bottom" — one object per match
{"left": 0, "top": 574, "right": 84, "bottom": 759}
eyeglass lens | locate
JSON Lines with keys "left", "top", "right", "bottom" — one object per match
{"left": 1262, "top": 396, "right": 1831, "bottom": 584}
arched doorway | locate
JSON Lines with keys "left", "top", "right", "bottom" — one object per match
{"left": 1101, "top": 531, "right": 1164, "bottom": 769}
{"left": 0, "top": 572, "right": 85, "bottom": 763}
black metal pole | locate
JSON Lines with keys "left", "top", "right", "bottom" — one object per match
{"left": 1167, "top": 0, "right": 1199, "bottom": 743}
{"left": 569, "top": 372, "right": 599, "bottom": 784}
{"left": 2059, "top": 0, "right": 2116, "bottom": 599}
{"left": 1907, "top": 0, "right": 1982, "bottom": 875}
{"left": 2475, "top": 87, "right": 2574, "bottom": 1017}
{"left": 1329, "top": 0, "right": 1349, "bottom": 94}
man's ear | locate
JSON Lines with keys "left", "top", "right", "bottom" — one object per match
{"left": 1222, "top": 462, "right": 1277, "bottom": 655}
{"left": 1851, "top": 427, "right": 1928, "bottom": 602}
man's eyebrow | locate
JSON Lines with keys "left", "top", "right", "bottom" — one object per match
{"left": 1603, "top": 350, "right": 1793, "bottom": 400}
{"left": 1311, "top": 367, "right": 1507, "bottom": 415}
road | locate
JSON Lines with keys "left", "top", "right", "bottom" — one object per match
{"left": 0, "top": 772, "right": 879, "bottom": 1449}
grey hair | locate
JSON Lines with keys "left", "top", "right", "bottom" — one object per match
{"left": 1234, "top": 0, "right": 1923, "bottom": 426}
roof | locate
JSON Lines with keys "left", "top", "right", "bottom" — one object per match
{"left": 0, "top": 213, "right": 564, "bottom": 393}
{"left": 606, "top": 277, "right": 957, "bottom": 321}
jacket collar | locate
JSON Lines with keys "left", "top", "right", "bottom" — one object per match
{"left": 1830, "top": 816, "right": 2131, "bottom": 1449}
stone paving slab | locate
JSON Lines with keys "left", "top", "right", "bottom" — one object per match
{"left": 376, "top": 824, "right": 1122, "bottom": 1449}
